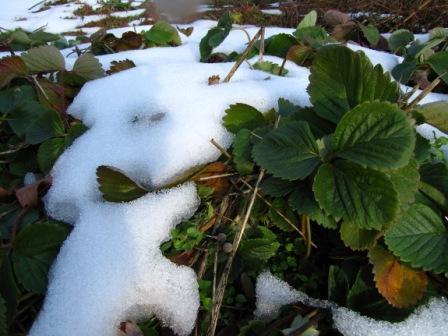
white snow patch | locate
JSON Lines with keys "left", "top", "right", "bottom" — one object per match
{"left": 262, "top": 9, "right": 283, "bottom": 16}
{"left": 255, "top": 271, "right": 448, "bottom": 336}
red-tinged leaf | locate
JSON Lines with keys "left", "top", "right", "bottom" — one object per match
{"left": 368, "top": 245, "right": 428, "bottom": 308}
{"left": 169, "top": 250, "right": 197, "bottom": 266}
{"left": 324, "top": 10, "right": 351, "bottom": 26}
{"left": 118, "top": 321, "right": 144, "bottom": 336}
{"left": 0, "top": 187, "right": 12, "bottom": 198}
{"left": 35, "top": 78, "right": 67, "bottom": 114}
{"left": 332, "top": 21, "right": 357, "bottom": 41}
{"left": 106, "top": 59, "right": 136, "bottom": 75}
{"left": 14, "top": 175, "right": 52, "bottom": 208}
{"left": 0, "top": 56, "right": 28, "bottom": 89}
{"left": 192, "top": 162, "right": 230, "bottom": 197}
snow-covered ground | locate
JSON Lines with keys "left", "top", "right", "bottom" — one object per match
{"left": 1, "top": 1, "right": 447, "bottom": 336}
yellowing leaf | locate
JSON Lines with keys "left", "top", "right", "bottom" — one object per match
{"left": 368, "top": 245, "right": 427, "bottom": 308}
{"left": 192, "top": 162, "right": 230, "bottom": 198}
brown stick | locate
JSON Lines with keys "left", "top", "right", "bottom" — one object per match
{"left": 223, "top": 28, "right": 263, "bottom": 83}
{"left": 206, "top": 170, "right": 265, "bottom": 336}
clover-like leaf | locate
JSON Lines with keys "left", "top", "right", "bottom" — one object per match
{"left": 253, "top": 121, "right": 320, "bottom": 180}
{"left": 313, "top": 160, "right": 399, "bottom": 230}
{"left": 333, "top": 101, "right": 415, "bottom": 169}
{"left": 97, "top": 165, "right": 148, "bottom": 202}
{"left": 309, "top": 45, "right": 399, "bottom": 123}
{"left": 385, "top": 203, "right": 448, "bottom": 274}
{"left": 368, "top": 244, "right": 427, "bottom": 308}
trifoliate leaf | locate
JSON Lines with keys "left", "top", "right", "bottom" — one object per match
{"left": 0, "top": 56, "right": 28, "bottom": 89}
{"left": 340, "top": 221, "right": 379, "bottom": 250}
{"left": 12, "top": 221, "right": 71, "bottom": 293}
{"left": 222, "top": 103, "right": 265, "bottom": 133}
{"left": 309, "top": 45, "right": 399, "bottom": 123}
{"left": 252, "top": 121, "right": 320, "bottom": 180}
{"left": 332, "top": 101, "right": 415, "bottom": 170}
{"left": 385, "top": 203, "right": 448, "bottom": 274}
{"left": 96, "top": 165, "right": 148, "bottom": 202}
{"left": 416, "top": 101, "right": 448, "bottom": 133}
{"left": 21, "top": 45, "right": 65, "bottom": 72}
{"left": 368, "top": 244, "right": 427, "bottom": 308}
{"left": 388, "top": 29, "right": 414, "bottom": 53}
{"left": 428, "top": 51, "right": 448, "bottom": 85}
{"left": 313, "top": 161, "right": 399, "bottom": 230}
{"left": 232, "top": 129, "right": 254, "bottom": 175}
{"left": 72, "top": 53, "right": 104, "bottom": 80}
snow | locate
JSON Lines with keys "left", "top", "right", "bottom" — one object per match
{"left": 0, "top": 1, "right": 447, "bottom": 334}
{"left": 255, "top": 271, "right": 448, "bottom": 336}
{"left": 262, "top": 9, "right": 283, "bottom": 16}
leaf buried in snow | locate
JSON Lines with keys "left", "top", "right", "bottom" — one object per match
{"left": 313, "top": 161, "right": 399, "bottom": 230}
{"left": 332, "top": 101, "right": 415, "bottom": 170}
{"left": 144, "top": 21, "right": 181, "bottom": 46}
{"left": 0, "top": 56, "right": 29, "bottom": 89}
{"left": 368, "top": 244, "right": 427, "bottom": 308}
{"left": 72, "top": 53, "right": 104, "bottom": 80}
{"left": 253, "top": 121, "right": 320, "bottom": 181}
{"left": 252, "top": 60, "right": 287, "bottom": 76}
{"left": 106, "top": 59, "right": 136, "bottom": 75}
{"left": 177, "top": 26, "right": 194, "bottom": 37}
{"left": 21, "top": 45, "right": 65, "bottom": 72}
{"left": 96, "top": 165, "right": 148, "bottom": 202}
{"left": 309, "top": 45, "right": 399, "bottom": 123}
{"left": 385, "top": 203, "right": 448, "bottom": 274}
{"left": 118, "top": 321, "right": 144, "bottom": 336}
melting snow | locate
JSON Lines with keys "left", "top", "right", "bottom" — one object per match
{"left": 255, "top": 271, "right": 448, "bottom": 336}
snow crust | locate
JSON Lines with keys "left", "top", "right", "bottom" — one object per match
{"left": 255, "top": 272, "right": 448, "bottom": 336}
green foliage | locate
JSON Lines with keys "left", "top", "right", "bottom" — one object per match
{"left": 199, "top": 12, "right": 233, "bottom": 62}
{"left": 0, "top": 295, "right": 6, "bottom": 336}
{"left": 12, "top": 221, "right": 71, "bottom": 293}
{"left": 143, "top": 21, "right": 181, "bottom": 47}
{"left": 239, "top": 227, "right": 279, "bottom": 261}
{"left": 96, "top": 165, "right": 148, "bottom": 202}
{"left": 0, "top": 28, "right": 75, "bottom": 52}
{"left": 309, "top": 45, "right": 399, "bottom": 123}
{"left": 416, "top": 101, "right": 448, "bottom": 133}
{"left": 252, "top": 60, "right": 287, "bottom": 76}
{"left": 223, "top": 103, "right": 266, "bottom": 133}
{"left": 385, "top": 203, "right": 448, "bottom": 274}
{"left": 388, "top": 29, "right": 415, "bottom": 53}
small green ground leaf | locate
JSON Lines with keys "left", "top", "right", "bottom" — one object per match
{"left": 289, "top": 184, "right": 337, "bottom": 229}
{"left": 388, "top": 159, "right": 420, "bottom": 206}
{"left": 0, "top": 56, "right": 29, "bottom": 89}
{"left": 340, "top": 221, "right": 379, "bottom": 250}
{"left": 416, "top": 101, "right": 448, "bottom": 133}
{"left": 12, "top": 221, "right": 71, "bottom": 293}
{"left": 265, "top": 33, "right": 298, "bottom": 58}
{"left": 222, "top": 103, "right": 265, "bottom": 134}
{"left": 239, "top": 238, "right": 279, "bottom": 261}
{"left": 232, "top": 129, "right": 254, "bottom": 175}
{"left": 253, "top": 121, "right": 320, "bottom": 180}
{"left": 428, "top": 51, "right": 448, "bottom": 85}
{"left": 21, "top": 45, "right": 65, "bottom": 72}
{"left": 97, "top": 166, "right": 148, "bottom": 202}
{"left": 368, "top": 244, "right": 427, "bottom": 308}
{"left": 385, "top": 203, "right": 448, "bottom": 274}
{"left": 37, "top": 137, "right": 67, "bottom": 174}
{"left": 297, "top": 10, "right": 317, "bottom": 29}
{"left": 144, "top": 21, "right": 181, "bottom": 46}
{"left": 360, "top": 24, "right": 380, "bottom": 46}
{"left": 72, "top": 53, "right": 104, "bottom": 80}
{"left": 388, "top": 29, "right": 414, "bottom": 52}
{"left": 333, "top": 101, "right": 415, "bottom": 169}
{"left": 313, "top": 161, "right": 398, "bottom": 230}
{"left": 309, "top": 45, "right": 399, "bottom": 123}
{"left": 252, "top": 60, "right": 288, "bottom": 76}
